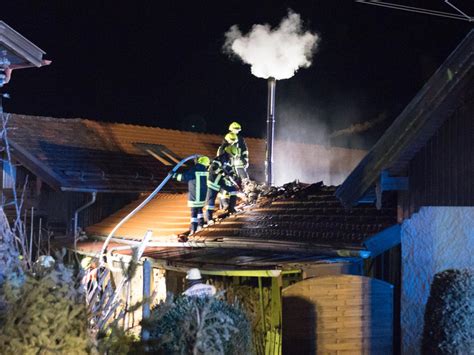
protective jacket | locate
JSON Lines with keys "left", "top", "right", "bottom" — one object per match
{"left": 183, "top": 283, "right": 216, "bottom": 297}
{"left": 175, "top": 163, "right": 208, "bottom": 207}
{"left": 207, "top": 153, "right": 238, "bottom": 192}
{"left": 217, "top": 135, "right": 249, "bottom": 169}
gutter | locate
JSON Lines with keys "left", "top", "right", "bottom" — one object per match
{"left": 93, "top": 235, "right": 372, "bottom": 259}
{"left": 90, "top": 244, "right": 302, "bottom": 278}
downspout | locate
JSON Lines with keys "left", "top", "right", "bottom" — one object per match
{"left": 74, "top": 191, "right": 97, "bottom": 253}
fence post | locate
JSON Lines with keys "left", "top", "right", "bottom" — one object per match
{"left": 141, "top": 258, "right": 151, "bottom": 341}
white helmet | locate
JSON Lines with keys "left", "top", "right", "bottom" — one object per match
{"left": 186, "top": 268, "right": 202, "bottom": 280}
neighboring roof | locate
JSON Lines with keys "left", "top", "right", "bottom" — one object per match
{"left": 6, "top": 114, "right": 365, "bottom": 193}
{"left": 86, "top": 193, "right": 191, "bottom": 238}
{"left": 189, "top": 183, "right": 399, "bottom": 259}
{"left": 6, "top": 114, "right": 264, "bottom": 192}
{"left": 336, "top": 29, "right": 474, "bottom": 207}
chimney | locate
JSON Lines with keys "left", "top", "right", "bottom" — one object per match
{"left": 266, "top": 77, "right": 276, "bottom": 185}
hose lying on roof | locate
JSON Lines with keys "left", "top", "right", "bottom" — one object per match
{"left": 97, "top": 154, "right": 199, "bottom": 265}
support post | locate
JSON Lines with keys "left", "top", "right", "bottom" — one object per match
{"left": 266, "top": 275, "right": 282, "bottom": 355}
{"left": 141, "top": 258, "right": 151, "bottom": 341}
{"left": 258, "top": 277, "right": 267, "bottom": 334}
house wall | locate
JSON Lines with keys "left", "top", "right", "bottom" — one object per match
{"left": 109, "top": 260, "right": 167, "bottom": 332}
{"left": 402, "top": 92, "right": 474, "bottom": 217}
{"left": 400, "top": 207, "right": 474, "bottom": 355}
{"left": 39, "top": 187, "right": 137, "bottom": 235}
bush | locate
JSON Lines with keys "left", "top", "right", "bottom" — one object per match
{"left": 0, "top": 262, "right": 92, "bottom": 354}
{"left": 142, "top": 294, "right": 252, "bottom": 354}
{"left": 422, "top": 268, "right": 474, "bottom": 355}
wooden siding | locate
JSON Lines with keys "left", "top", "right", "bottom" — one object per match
{"left": 282, "top": 275, "right": 393, "bottom": 354}
{"left": 402, "top": 87, "right": 474, "bottom": 216}
{"left": 38, "top": 186, "right": 137, "bottom": 235}
{"left": 336, "top": 30, "right": 473, "bottom": 207}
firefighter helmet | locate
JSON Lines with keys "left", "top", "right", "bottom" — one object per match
{"left": 225, "top": 144, "right": 239, "bottom": 157}
{"left": 224, "top": 132, "right": 238, "bottom": 144}
{"left": 186, "top": 268, "right": 202, "bottom": 280}
{"left": 229, "top": 121, "right": 241, "bottom": 134}
{"left": 81, "top": 257, "right": 93, "bottom": 269}
{"left": 197, "top": 156, "right": 210, "bottom": 167}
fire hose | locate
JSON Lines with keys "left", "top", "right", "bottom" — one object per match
{"left": 97, "top": 154, "right": 199, "bottom": 266}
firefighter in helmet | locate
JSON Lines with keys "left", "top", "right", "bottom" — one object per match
{"left": 206, "top": 145, "right": 239, "bottom": 221}
{"left": 173, "top": 156, "right": 210, "bottom": 233}
{"left": 217, "top": 122, "right": 249, "bottom": 179}
{"left": 183, "top": 268, "right": 216, "bottom": 297}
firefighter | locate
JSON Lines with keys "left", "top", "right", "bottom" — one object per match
{"left": 183, "top": 268, "right": 216, "bottom": 297}
{"left": 206, "top": 145, "right": 239, "bottom": 221}
{"left": 173, "top": 156, "right": 210, "bottom": 233}
{"left": 217, "top": 122, "right": 249, "bottom": 179}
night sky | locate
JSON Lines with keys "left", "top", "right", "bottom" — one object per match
{"left": 2, "top": 1, "right": 472, "bottom": 148}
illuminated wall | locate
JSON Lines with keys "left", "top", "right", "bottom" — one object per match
{"left": 401, "top": 207, "right": 474, "bottom": 354}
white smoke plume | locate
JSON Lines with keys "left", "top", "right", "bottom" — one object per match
{"left": 224, "top": 10, "right": 319, "bottom": 80}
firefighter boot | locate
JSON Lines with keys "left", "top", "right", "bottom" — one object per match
{"left": 190, "top": 222, "right": 198, "bottom": 234}
{"left": 206, "top": 209, "right": 214, "bottom": 222}
{"left": 197, "top": 213, "right": 205, "bottom": 231}
{"left": 227, "top": 195, "right": 237, "bottom": 214}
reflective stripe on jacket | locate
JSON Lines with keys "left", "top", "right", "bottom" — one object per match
{"left": 175, "top": 163, "right": 208, "bottom": 207}
{"left": 207, "top": 153, "right": 237, "bottom": 191}
{"left": 217, "top": 135, "right": 249, "bottom": 169}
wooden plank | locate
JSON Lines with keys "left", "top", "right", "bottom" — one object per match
{"left": 283, "top": 275, "right": 393, "bottom": 354}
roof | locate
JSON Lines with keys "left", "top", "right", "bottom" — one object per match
{"left": 6, "top": 114, "right": 263, "bottom": 192}
{"left": 188, "top": 182, "right": 399, "bottom": 258}
{"left": 6, "top": 114, "right": 365, "bottom": 193}
{"left": 0, "top": 21, "right": 46, "bottom": 67}
{"left": 86, "top": 192, "right": 191, "bottom": 238}
{"left": 79, "top": 182, "right": 399, "bottom": 269}
{"left": 336, "top": 29, "right": 474, "bottom": 207}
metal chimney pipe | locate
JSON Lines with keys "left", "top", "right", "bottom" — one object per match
{"left": 266, "top": 77, "right": 276, "bottom": 185}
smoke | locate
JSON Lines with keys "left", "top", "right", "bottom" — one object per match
{"left": 272, "top": 100, "right": 368, "bottom": 186}
{"left": 224, "top": 10, "right": 319, "bottom": 80}
{"left": 329, "top": 112, "right": 387, "bottom": 138}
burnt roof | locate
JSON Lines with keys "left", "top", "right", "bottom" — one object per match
{"left": 76, "top": 182, "right": 399, "bottom": 270}
{"left": 191, "top": 182, "right": 399, "bottom": 258}
{"left": 336, "top": 29, "right": 474, "bottom": 207}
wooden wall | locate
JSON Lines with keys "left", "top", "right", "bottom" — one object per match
{"left": 38, "top": 186, "right": 137, "bottom": 235}
{"left": 282, "top": 275, "right": 393, "bottom": 354}
{"left": 401, "top": 86, "right": 474, "bottom": 218}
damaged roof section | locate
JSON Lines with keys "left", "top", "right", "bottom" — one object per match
{"left": 191, "top": 182, "right": 399, "bottom": 259}
{"left": 78, "top": 182, "right": 399, "bottom": 270}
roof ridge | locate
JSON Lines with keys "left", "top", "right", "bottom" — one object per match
{"left": 9, "top": 113, "right": 259, "bottom": 139}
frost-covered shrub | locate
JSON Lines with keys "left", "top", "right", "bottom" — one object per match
{"left": 0, "top": 262, "right": 92, "bottom": 354}
{"left": 422, "top": 268, "right": 474, "bottom": 355}
{"left": 142, "top": 294, "right": 252, "bottom": 354}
